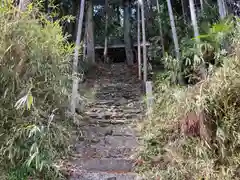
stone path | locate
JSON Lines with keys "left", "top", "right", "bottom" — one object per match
{"left": 67, "top": 63, "right": 145, "bottom": 180}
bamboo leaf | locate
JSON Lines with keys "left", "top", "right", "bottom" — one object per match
{"left": 27, "top": 93, "right": 33, "bottom": 110}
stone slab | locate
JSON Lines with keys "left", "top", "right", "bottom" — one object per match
{"left": 69, "top": 172, "right": 142, "bottom": 180}
{"left": 104, "top": 136, "right": 138, "bottom": 148}
{"left": 72, "top": 158, "right": 134, "bottom": 172}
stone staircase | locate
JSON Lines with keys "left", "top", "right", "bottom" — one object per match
{"left": 68, "top": 63, "right": 145, "bottom": 180}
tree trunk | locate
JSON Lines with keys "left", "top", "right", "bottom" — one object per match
{"left": 104, "top": 0, "right": 109, "bottom": 63}
{"left": 222, "top": 0, "right": 228, "bottom": 16}
{"left": 124, "top": 0, "right": 134, "bottom": 66}
{"left": 71, "top": 0, "right": 85, "bottom": 122}
{"left": 72, "top": 0, "right": 81, "bottom": 42}
{"left": 200, "top": 0, "right": 204, "bottom": 11}
{"left": 86, "top": 0, "right": 95, "bottom": 64}
{"left": 18, "top": 0, "right": 31, "bottom": 11}
{"left": 189, "top": 0, "right": 200, "bottom": 42}
{"left": 143, "top": 0, "right": 153, "bottom": 37}
{"left": 166, "top": 0, "right": 184, "bottom": 84}
{"left": 218, "top": 0, "right": 227, "bottom": 19}
{"left": 181, "top": 0, "right": 187, "bottom": 24}
{"left": 137, "top": 2, "right": 142, "bottom": 80}
{"left": 17, "top": 0, "right": 31, "bottom": 17}
{"left": 83, "top": 29, "right": 87, "bottom": 62}
{"left": 156, "top": 0, "right": 165, "bottom": 56}
{"left": 166, "top": 0, "right": 180, "bottom": 60}
{"left": 190, "top": 0, "right": 206, "bottom": 80}
{"left": 140, "top": 1, "right": 148, "bottom": 82}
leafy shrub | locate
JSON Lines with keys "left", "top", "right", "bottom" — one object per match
{"left": 0, "top": 4, "right": 73, "bottom": 179}
{"left": 137, "top": 18, "right": 240, "bottom": 179}
{"left": 152, "top": 18, "right": 234, "bottom": 86}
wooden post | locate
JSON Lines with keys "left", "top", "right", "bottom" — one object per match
{"left": 139, "top": 0, "right": 147, "bottom": 82}
{"left": 71, "top": 0, "right": 85, "bottom": 122}
{"left": 137, "top": 3, "right": 142, "bottom": 80}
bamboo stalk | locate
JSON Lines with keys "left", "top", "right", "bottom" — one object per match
{"left": 71, "top": 0, "right": 85, "bottom": 122}
{"left": 137, "top": 3, "right": 142, "bottom": 80}
{"left": 139, "top": 0, "right": 147, "bottom": 82}
{"left": 104, "top": 0, "right": 109, "bottom": 63}
{"left": 156, "top": 0, "right": 165, "bottom": 56}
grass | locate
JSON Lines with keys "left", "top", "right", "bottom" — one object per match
{"left": 137, "top": 20, "right": 240, "bottom": 180}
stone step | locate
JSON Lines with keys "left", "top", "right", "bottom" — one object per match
{"left": 86, "top": 109, "right": 142, "bottom": 116}
{"left": 71, "top": 158, "right": 135, "bottom": 172}
{"left": 85, "top": 111, "right": 140, "bottom": 120}
{"left": 93, "top": 100, "right": 116, "bottom": 105}
{"left": 104, "top": 136, "right": 138, "bottom": 148}
{"left": 75, "top": 135, "right": 138, "bottom": 152}
{"left": 88, "top": 119, "right": 133, "bottom": 126}
{"left": 82, "top": 125, "right": 136, "bottom": 138}
{"left": 74, "top": 146, "right": 134, "bottom": 158}
{"left": 91, "top": 98, "right": 140, "bottom": 107}
{"left": 69, "top": 171, "right": 142, "bottom": 180}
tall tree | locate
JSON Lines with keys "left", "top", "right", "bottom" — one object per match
{"left": 166, "top": 0, "right": 180, "bottom": 60}
{"left": 156, "top": 0, "right": 165, "bottom": 56}
{"left": 181, "top": 0, "right": 187, "bottom": 24}
{"left": 218, "top": 0, "right": 227, "bottom": 19}
{"left": 145, "top": 0, "right": 154, "bottom": 36}
{"left": 137, "top": 2, "right": 142, "bottom": 80}
{"left": 200, "top": 0, "right": 204, "bottom": 11}
{"left": 124, "top": 0, "right": 134, "bottom": 65}
{"left": 222, "top": 0, "right": 228, "bottom": 16}
{"left": 190, "top": 0, "right": 207, "bottom": 80}
{"left": 189, "top": 0, "right": 200, "bottom": 41}
{"left": 139, "top": 0, "right": 147, "bottom": 82}
{"left": 86, "top": 0, "right": 95, "bottom": 64}
{"left": 71, "top": 0, "right": 85, "bottom": 122}
{"left": 103, "top": 0, "right": 109, "bottom": 63}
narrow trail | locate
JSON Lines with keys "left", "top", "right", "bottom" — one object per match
{"left": 68, "top": 63, "right": 145, "bottom": 180}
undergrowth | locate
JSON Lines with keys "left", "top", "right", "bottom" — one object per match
{"left": 138, "top": 19, "right": 240, "bottom": 179}
{"left": 0, "top": 4, "right": 74, "bottom": 180}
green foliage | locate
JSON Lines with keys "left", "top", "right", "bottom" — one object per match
{"left": 0, "top": 4, "right": 73, "bottom": 179}
{"left": 138, "top": 18, "right": 240, "bottom": 179}
{"left": 94, "top": 2, "right": 124, "bottom": 45}
{"left": 198, "top": 2, "right": 219, "bottom": 25}
{"left": 152, "top": 18, "right": 234, "bottom": 85}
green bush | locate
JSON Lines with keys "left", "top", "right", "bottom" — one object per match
{"left": 0, "top": 4, "right": 73, "bottom": 179}
{"left": 137, "top": 19, "right": 240, "bottom": 179}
